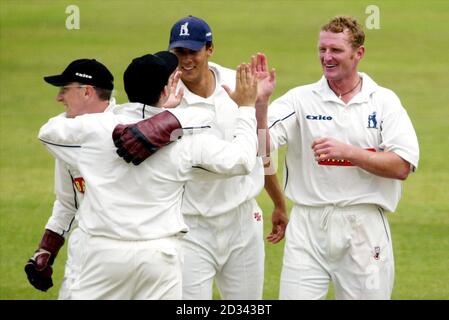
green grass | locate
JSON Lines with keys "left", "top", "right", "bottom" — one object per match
{"left": 1, "top": 0, "right": 448, "bottom": 300}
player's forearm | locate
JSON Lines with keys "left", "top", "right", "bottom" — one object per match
{"left": 255, "top": 97, "right": 270, "bottom": 157}
{"left": 198, "top": 108, "right": 257, "bottom": 176}
{"left": 168, "top": 107, "right": 214, "bottom": 131}
{"left": 348, "top": 147, "right": 411, "bottom": 180}
{"left": 255, "top": 96, "right": 269, "bottom": 127}
{"left": 45, "top": 200, "right": 76, "bottom": 239}
{"left": 226, "top": 108, "right": 258, "bottom": 174}
{"left": 264, "top": 174, "right": 287, "bottom": 211}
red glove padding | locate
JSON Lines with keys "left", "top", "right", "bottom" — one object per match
{"left": 112, "top": 110, "right": 182, "bottom": 165}
{"left": 24, "top": 229, "right": 65, "bottom": 292}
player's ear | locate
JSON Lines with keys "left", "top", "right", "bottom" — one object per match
{"left": 206, "top": 43, "right": 214, "bottom": 58}
{"left": 84, "top": 85, "right": 95, "bottom": 99}
{"left": 161, "top": 85, "right": 169, "bottom": 99}
{"left": 355, "top": 45, "right": 365, "bottom": 60}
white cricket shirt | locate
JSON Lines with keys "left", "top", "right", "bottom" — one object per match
{"left": 44, "top": 99, "right": 117, "bottom": 237}
{"left": 177, "top": 62, "right": 265, "bottom": 216}
{"left": 268, "top": 72, "right": 419, "bottom": 212}
{"left": 38, "top": 102, "right": 258, "bottom": 240}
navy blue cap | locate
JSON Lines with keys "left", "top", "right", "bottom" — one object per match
{"left": 44, "top": 59, "right": 114, "bottom": 90}
{"left": 169, "top": 15, "right": 212, "bottom": 51}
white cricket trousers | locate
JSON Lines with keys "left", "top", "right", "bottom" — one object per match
{"left": 181, "top": 198, "right": 265, "bottom": 300}
{"left": 58, "top": 229, "right": 183, "bottom": 300}
{"left": 280, "top": 204, "right": 394, "bottom": 300}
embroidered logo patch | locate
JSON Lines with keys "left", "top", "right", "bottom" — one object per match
{"left": 75, "top": 72, "right": 92, "bottom": 79}
{"left": 73, "top": 177, "right": 85, "bottom": 193}
{"left": 179, "top": 22, "right": 190, "bottom": 36}
{"left": 254, "top": 212, "right": 262, "bottom": 221}
{"left": 368, "top": 111, "right": 378, "bottom": 129}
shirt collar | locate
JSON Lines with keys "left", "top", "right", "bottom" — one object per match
{"left": 104, "top": 97, "right": 117, "bottom": 112}
{"left": 313, "top": 72, "right": 378, "bottom": 105}
{"left": 111, "top": 102, "right": 163, "bottom": 118}
{"left": 179, "top": 63, "right": 222, "bottom": 106}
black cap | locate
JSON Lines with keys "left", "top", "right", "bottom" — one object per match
{"left": 124, "top": 51, "right": 178, "bottom": 106}
{"left": 44, "top": 59, "right": 114, "bottom": 90}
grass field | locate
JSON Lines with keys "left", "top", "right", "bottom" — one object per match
{"left": 1, "top": 0, "right": 448, "bottom": 300}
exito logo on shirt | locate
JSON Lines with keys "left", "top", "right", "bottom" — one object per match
{"left": 306, "top": 115, "right": 333, "bottom": 120}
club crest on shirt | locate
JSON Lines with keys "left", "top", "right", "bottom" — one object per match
{"left": 368, "top": 111, "right": 378, "bottom": 129}
{"left": 73, "top": 177, "right": 85, "bottom": 193}
{"left": 254, "top": 212, "right": 262, "bottom": 222}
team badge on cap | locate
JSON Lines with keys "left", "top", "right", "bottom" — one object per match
{"left": 179, "top": 22, "right": 190, "bottom": 36}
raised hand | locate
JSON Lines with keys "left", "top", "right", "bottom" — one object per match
{"left": 251, "top": 53, "right": 276, "bottom": 102}
{"left": 161, "top": 70, "right": 184, "bottom": 109}
{"left": 222, "top": 63, "right": 257, "bottom": 107}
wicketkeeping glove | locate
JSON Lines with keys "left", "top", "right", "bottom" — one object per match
{"left": 112, "top": 110, "right": 182, "bottom": 165}
{"left": 24, "top": 229, "right": 65, "bottom": 292}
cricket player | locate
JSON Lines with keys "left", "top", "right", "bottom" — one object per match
{"left": 257, "top": 16, "right": 420, "bottom": 299}
{"left": 24, "top": 59, "right": 116, "bottom": 295}
{"left": 113, "top": 16, "right": 288, "bottom": 299}
{"left": 36, "top": 51, "right": 260, "bottom": 299}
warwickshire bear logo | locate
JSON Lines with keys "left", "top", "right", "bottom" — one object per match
{"left": 368, "top": 111, "right": 377, "bottom": 129}
{"left": 179, "top": 22, "right": 190, "bottom": 36}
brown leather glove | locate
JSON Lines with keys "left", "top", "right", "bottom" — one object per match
{"left": 24, "top": 229, "right": 65, "bottom": 292}
{"left": 112, "top": 110, "right": 182, "bottom": 165}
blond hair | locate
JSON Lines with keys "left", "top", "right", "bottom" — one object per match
{"left": 321, "top": 16, "right": 365, "bottom": 49}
